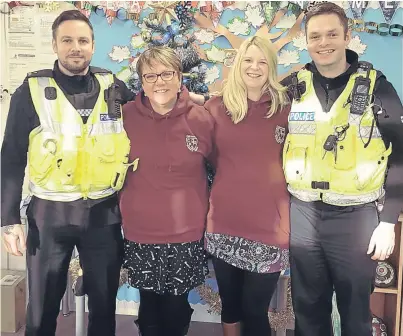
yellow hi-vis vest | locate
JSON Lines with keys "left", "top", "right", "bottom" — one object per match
{"left": 27, "top": 72, "right": 138, "bottom": 202}
{"left": 283, "top": 68, "right": 392, "bottom": 206}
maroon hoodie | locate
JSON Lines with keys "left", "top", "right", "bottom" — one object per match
{"left": 205, "top": 95, "right": 291, "bottom": 249}
{"left": 120, "top": 87, "right": 214, "bottom": 244}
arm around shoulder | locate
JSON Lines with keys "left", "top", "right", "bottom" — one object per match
{"left": 114, "top": 76, "right": 136, "bottom": 104}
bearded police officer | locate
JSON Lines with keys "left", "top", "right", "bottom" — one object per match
{"left": 282, "top": 3, "right": 403, "bottom": 336}
{"left": 1, "top": 10, "right": 137, "bottom": 336}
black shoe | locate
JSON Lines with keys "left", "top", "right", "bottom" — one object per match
{"left": 162, "top": 307, "right": 194, "bottom": 336}
{"left": 135, "top": 320, "right": 160, "bottom": 336}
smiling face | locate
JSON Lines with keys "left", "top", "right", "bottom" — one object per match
{"left": 240, "top": 45, "right": 269, "bottom": 96}
{"left": 141, "top": 61, "right": 182, "bottom": 113}
{"left": 306, "top": 13, "right": 350, "bottom": 72}
{"left": 52, "top": 20, "right": 94, "bottom": 76}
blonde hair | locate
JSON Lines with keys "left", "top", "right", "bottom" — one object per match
{"left": 221, "top": 36, "right": 289, "bottom": 124}
{"left": 136, "top": 46, "right": 183, "bottom": 79}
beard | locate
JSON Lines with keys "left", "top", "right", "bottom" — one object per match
{"left": 59, "top": 58, "right": 91, "bottom": 75}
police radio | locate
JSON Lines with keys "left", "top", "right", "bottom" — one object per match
{"left": 290, "top": 72, "right": 306, "bottom": 102}
{"left": 350, "top": 77, "right": 371, "bottom": 115}
{"left": 350, "top": 61, "right": 373, "bottom": 115}
{"left": 105, "top": 83, "right": 122, "bottom": 119}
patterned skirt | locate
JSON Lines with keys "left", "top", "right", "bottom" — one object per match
{"left": 123, "top": 239, "right": 207, "bottom": 295}
{"left": 205, "top": 233, "right": 289, "bottom": 273}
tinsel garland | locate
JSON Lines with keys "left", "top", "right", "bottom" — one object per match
{"left": 268, "top": 278, "right": 295, "bottom": 331}
{"left": 195, "top": 275, "right": 295, "bottom": 330}
{"left": 68, "top": 256, "right": 82, "bottom": 294}
{"left": 195, "top": 279, "right": 222, "bottom": 315}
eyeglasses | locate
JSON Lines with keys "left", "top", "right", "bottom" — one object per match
{"left": 142, "top": 71, "right": 176, "bottom": 83}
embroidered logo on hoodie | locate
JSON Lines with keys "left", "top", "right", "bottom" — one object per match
{"left": 275, "top": 126, "right": 286, "bottom": 144}
{"left": 186, "top": 135, "right": 199, "bottom": 152}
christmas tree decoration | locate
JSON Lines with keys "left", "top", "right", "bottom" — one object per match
{"left": 148, "top": 1, "right": 180, "bottom": 26}
{"left": 126, "top": 19, "right": 209, "bottom": 96}
{"left": 177, "top": 44, "right": 202, "bottom": 70}
{"left": 174, "top": 1, "right": 194, "bottom": 28}
{"left": 140, "top": 30, "right": 152, "bottom": 43}
{"left": 195, "top": 281, "right": 222, "bottom": 315}
{"left": 268, "top": 279, "right": 295, "bottom": 331}
{"left": 140, "top": 19, "right": 193, "bottom": 49}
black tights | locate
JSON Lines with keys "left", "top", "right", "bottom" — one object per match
{"left": 136, "top": 290, "right": 193, "bottom": 336}
{"left": 212, "top": 256, "right": 280, "bottom": 336}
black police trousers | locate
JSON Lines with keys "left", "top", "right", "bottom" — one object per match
{"left": 24, "top": 199, "right": 123, "bottom": 336}
{"left": 290, "top": 196, "right": 378, "bottom": 336}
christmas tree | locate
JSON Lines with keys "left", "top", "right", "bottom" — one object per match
{"left": 127, "top": 2, "right": 209, "bottom": 97}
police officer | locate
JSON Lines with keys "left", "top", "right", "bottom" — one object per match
{"left": 282, "top": 3, "right": 403, "bottom": 336}
{"left": 1, "top": 10, "right": 136, "bottom": 336}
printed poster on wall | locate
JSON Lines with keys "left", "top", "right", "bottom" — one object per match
{"left": 7, "top": 3, "right": 75, "bottom": 93}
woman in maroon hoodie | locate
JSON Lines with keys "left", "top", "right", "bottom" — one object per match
{"left": 204, "top": 36, "right": 291, "bottom": 336}
{"left": 120, "top": 47, "right": 214, "bottom": 336}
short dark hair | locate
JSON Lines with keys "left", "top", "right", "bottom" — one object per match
{"left": 305, "top": 2, "right": 349, "bottom": 36}
{"left": 52, "top": 10, "right": 94, "bottom": 41}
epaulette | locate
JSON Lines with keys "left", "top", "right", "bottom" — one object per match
{"left": 27, "top": 69, "right": 54, "bottom": 78}
{"left": 357, "top": 61, "right": 374, "bottom": 71}
{"left": 291, "top": 71, "right": 306, "bottom": 101}
{"left": 90, "top": 66, "right": 112, "bottom": 74}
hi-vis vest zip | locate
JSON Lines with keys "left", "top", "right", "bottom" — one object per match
{"left": 283, "top": 67, "right": 392, "bottom": 206}
{"left": 27, "top": 72, "right": 138, "bottom": 202}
